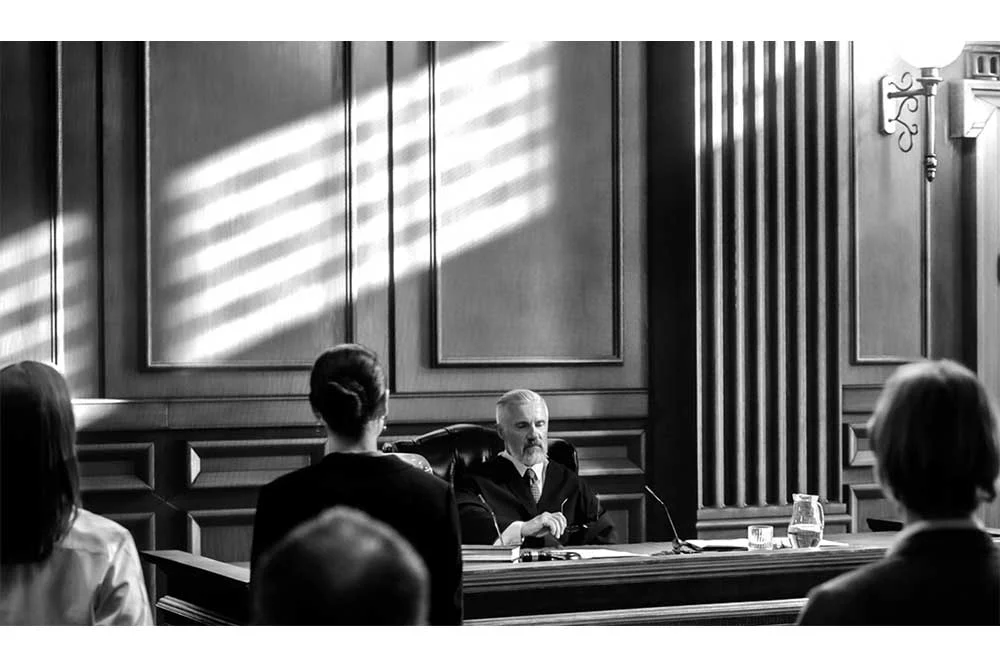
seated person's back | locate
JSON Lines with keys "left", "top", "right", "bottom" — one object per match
{"left": 797, "top": 359, "right": 1000, "bottom": 625}
{"left": 253, "top": 507, "right": 429, "bottom": 625}
{"left": 250, "top": 344, "right": 462, "bottom": 625}
{"left": 0, "top": 361, "right": 152, "bottom": 625}
{"left": 454, "top": 389, "right": 616, "bottom": 548}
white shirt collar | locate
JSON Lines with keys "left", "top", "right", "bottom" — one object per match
{"left": 499, "top": 450, "right": 546, "bottom": 482}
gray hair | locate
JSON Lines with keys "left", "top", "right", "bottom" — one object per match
{"left": 495, "top": 389, "right": 547, "bottom": 424}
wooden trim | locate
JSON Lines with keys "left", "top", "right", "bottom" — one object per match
{"left": 53, "top": 42, "right": 65, "bottom": 366}
{"left": 78, "top": 442, "right": 155, "bottom": 492}
{"left": 74, "top": 390, "right": 648, "bottom": 432}
{"left": 430, "top": 42, "right": 625, "bottom": 367}
{"left": 156, "top": 596, "right": 240, "bottom": 626}
{"left": 753, "top": 41, "right": 769, "bottom": 507}
{"left": 733, "top": 42, "right": 748, "bottom": 508}
{"left": 774, "top": 41, "right": 789, "bottom": 505}
{"left": 187, "top": 509, "right": 256, "bottom": 557}
{"left": 185, "top": 438, "right": 325, "bottom": 489}
{"left": 846, "top": 482, "right": 885, "bottom": 532}
{"left": 949, "top": 79, "right": 1000, "bottom": 138}
{"left": 466, "top": 597, "right": 808, "bottom": 626}
{"left": 844, "top": 422, "right": 874, "bottom": 468}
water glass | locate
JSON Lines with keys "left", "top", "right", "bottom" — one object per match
{"left": 747, "top": 524, "right": 774, "bottom": 551}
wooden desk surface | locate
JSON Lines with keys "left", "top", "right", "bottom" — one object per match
{"left": 144, "top": 532, "right": 906, "bottom": 624}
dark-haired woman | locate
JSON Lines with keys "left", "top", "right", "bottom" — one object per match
{"left": 250, "top": 344, "right": 463, "bottom": 625}
{"left": 0, "top": 361, "right": 153, "bottom": 625}
{"left": 798, "top": 359, "right": 1000, "bottom": 625}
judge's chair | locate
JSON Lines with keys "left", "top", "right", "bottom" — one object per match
{"left": 382, "top": 423, "right": 578, "bottom": 484}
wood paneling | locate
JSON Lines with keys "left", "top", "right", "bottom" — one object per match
{"left": 78, "top": 442, "right": 154, "bottom": 492}
{"left": 187, "top": 509, "right": 255, "bottom": 563}
{"left": 145, "top": 42, "right": 350, "bottom": 368}
{"left": 0, "top": 42, "right": 57, "bottom": 367}
{"left": 694, "top": 42, "right": 841, "bottom": 531}
{"left": 391, "top": 41, "right": 646, "bottom": 393}
{"left": 186, "top": 438, "right": 325, "bottom": 489}
{"left": 431, "top": 42, "right": 622, "bottom": 366}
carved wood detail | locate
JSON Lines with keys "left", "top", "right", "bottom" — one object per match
{"left": 78, "top": 442, "right": 154, "bottom": 492}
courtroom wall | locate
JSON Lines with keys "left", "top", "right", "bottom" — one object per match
{"left": 0, "top": 42, "right": 649, "bottom": 569}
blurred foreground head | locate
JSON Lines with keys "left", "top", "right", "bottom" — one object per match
{"left": 869, "top": 359, "right": 1000, "bottom": 520}
{"left": 252, "top": 506, "right": 428, "bottom": 625}
{"left": 1, "top": 361, "right": 80, "bottom": 564}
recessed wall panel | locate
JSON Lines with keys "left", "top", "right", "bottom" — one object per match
{"left": 432, "top": 42, "right": 621, "bottom": 365}
{"left": 145, "top": 42, "right": 349, "bottom": 367}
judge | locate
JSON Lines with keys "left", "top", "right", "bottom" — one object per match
{"left": 456, "top": 389, "right": 616, "bottom": 547}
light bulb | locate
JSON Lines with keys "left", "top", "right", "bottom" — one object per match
{"left": 894, "top": 40, "right": 967, "bottom": 69}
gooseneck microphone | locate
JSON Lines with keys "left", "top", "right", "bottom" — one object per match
{"left": 644, "top": 485, "right": 703, "bottom": 555}
{"left": 478, "top": 493, "right": 504, "bottom": 544}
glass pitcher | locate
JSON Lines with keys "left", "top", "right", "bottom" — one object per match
{"left": 788, "top": 493, "right": 824, "bottom": 548}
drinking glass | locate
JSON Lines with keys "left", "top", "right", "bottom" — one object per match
{"left": 747, "top": 524, "right": 774, "bottom": 550}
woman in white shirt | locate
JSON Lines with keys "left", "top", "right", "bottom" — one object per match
{"left": 0, "top": 361, "right": 153, "bottom": 625}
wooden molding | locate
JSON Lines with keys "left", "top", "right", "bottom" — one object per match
{"left": 186, "top": 438, "right": 325, "bottom": 489}
{"left": 845, "top": 482, "right": 885, "bottom": 532}
{"left": 466, "top": 597, "right": 807, "bottom": 626}
{"left": 78, "top": 442, "right": 155, "bottom": 492}
{"left": 949, "top": 79, "right": 1000, "bottom": 139}
{"left": 187, "top": 508, "right": 256, "bottom": 557}
{"left": 74, "top": 390, "right": 648, "bottom": 432}
{"left": 844, "top": 422, "right": 874, "bottom": 468}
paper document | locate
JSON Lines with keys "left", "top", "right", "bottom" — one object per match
{"left": 688, "top": 538, "right": 850, "bottom": 550}
{"left": 565, "top": 548, "right": 649, "bottom": 559}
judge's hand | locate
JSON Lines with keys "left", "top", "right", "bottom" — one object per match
{"left": 520, "top": 512, "right": 567, "bottom": 539}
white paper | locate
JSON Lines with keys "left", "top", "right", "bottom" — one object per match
{"left": 687, "top": 538, "right": 851, "bottom": 550}
{"left": 565, "top": 548, "right": 649, "bottom": 559}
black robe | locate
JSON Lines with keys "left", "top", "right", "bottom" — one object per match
{"left": 250, "top": 452, "right": 463, "bottom": 625}
{"left": 455, "top": 455, "right": 617, "bottom": 548}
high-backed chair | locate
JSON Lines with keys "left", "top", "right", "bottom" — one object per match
{"left": 382, "top": 423, "right": 577, "bottom": 485}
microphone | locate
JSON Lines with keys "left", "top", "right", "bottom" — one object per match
{"left": 478, "top": 493, "right": 504, "bottom": 544}
{"left": 644, "top": 485, "right": 702, "bottom": 555}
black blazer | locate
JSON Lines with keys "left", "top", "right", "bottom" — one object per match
{"left": 797, "top": 527, "right": 1000, "bottom": 625}
{"left": 455, "top": 455, "right": 617, "bottom": 548}
{"left": 250, "top": 452, "right": 463, "bottom": 625}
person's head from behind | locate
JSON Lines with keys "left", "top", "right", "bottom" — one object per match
{"left": 1, "top": 361, "right": 80, "bottom": 564}
{"left": 309, "top": 344, "right": 387, "bottom": 444}
{"left": 869, "top": 359, "right": 1000, "bottom": 521}
{"left": 496, "top": 389, "right": 549, "bottom": 467}
{"left": 252, "top": 506, "right": 429, "bottom": 625}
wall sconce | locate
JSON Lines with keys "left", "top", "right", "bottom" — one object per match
{"left": 879, "top": 41, "right": 967, "bottom": 181}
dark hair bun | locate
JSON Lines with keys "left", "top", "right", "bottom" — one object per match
{"left": 309, "top": 344, "right": 387, "bottom": 440}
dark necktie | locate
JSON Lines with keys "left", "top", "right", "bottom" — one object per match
{"left": 524, "top": 468, "right": 541, "bottom": 503}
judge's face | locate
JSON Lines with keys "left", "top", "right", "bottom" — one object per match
{"left": 498, "top": 400, "right": 549, "bottom": 467}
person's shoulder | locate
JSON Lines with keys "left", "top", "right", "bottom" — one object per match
{"left": 57, "top": 508, "right": 134, "bottom": 557}
{"left": 383, "top": 456, "right": 451, "bottom": 495}
{"left": 260, "top": 460, "right": 322, "bottom": 496}
{"left": 812, "top": 555, "right": 897, "bottom": 598}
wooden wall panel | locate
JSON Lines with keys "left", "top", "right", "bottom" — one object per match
{"left": 187, "top": 509, "right": 255, "bottom": 563}
{"left": 78, "top": 442, "right": 154, "bottom": 492}
{"left": 100, "top": 41, "right": 377, "bottom": 398}
{"left": 145, "top": 42, "right": 350, "bottom": 368}
{"left": 186, "top": 438, "right": 325, "bottom": 489}
{"left": 431, "top": 42, "right": 621, "bottom": 365}
{"left": 694, "top": 42, "right": 844, "bottom": 537}
{"left": 1, "top": 43, "right": 57, "bottom": 367}
{"left": 391, "top": 41, "right": 646, "bottom": 397}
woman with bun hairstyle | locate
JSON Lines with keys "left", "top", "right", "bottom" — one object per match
{"left": 250, "top": 344, "right": 462, "bottom": 625}
{"left": 0, "top": 361, "right": 152, "bottom": 625}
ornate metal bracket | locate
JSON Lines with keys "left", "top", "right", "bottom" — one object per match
{"left": 880, "top": 72, "right": 921, "bottom": 152}
{"left": 879, "top": 67, "right": 942, "bottom": 182}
